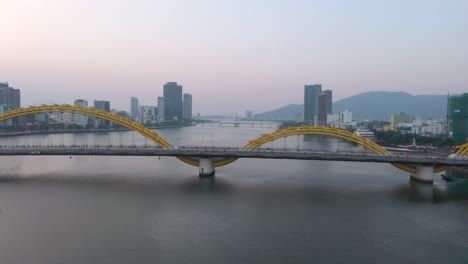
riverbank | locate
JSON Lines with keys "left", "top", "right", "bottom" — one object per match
{"left": 0, "top": 124, "right": 193, "bottom": 137}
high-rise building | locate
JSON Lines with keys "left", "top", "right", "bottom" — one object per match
{"left": 0, "top": 82, "right": 21, "bottom": 124}
{"left": 0, "top": 82, "right": 20, "bottom": 109}
{"left": 157, "top": 97, "right": 165, "bottom": 121}
{"left": 183, "top": 93, "right": 192, "bottom": 121}
{"left": 0, "top": 104, "right": 13, "bottom": 126}
{"left": 73, "top": 99, "right": 88, "bottom": 127}
{"left": 130, "top": 97, "right": 139, "bottom": 120}
{"left": 319, "top": 90, "right": 332, "bottom": 125}
{"left": 94, "top": 100, "right": 111, "bottom": 127}
{"left": 304, "top": 84, "right": 322, "bottom": 124}
{"left": 448, "top": 93, "right": 468, "bottom": 142}
{"left": 390, "top": 112, "right": 412, "bottom": 131}
{"left": 163, "top": 82, "right": 183, "bottom": 121}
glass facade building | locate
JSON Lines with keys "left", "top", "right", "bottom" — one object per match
{"left": 163, "top": 82, "right": 183, "bottom": 121}
{"left": 318, "top": 90, "right": 332, "bottom": 125}
{"left": 448, "top": 93, "right": 468, "bottom": 143}
{"left": 94, "top": 100, "right": 111, "bottom": 127}
{"left": 304, "top": 84, "right": 322, "bottom": 124}
{"left": 183, "top": 93, "right": 192, "bottom": 121}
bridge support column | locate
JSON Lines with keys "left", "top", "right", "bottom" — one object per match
{"left": 199, "top": 159, "right": 215, "bottom": 177}
{"left": 410, "top": 165, "right": 434, "bottom": 184}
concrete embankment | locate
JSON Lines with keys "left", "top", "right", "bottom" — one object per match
{"left": 0, "top": 124, "right": 193, "bottom": 137}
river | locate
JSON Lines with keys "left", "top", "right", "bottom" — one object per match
{"left": 0, "top": 125, "right": 467, "bottom": 263}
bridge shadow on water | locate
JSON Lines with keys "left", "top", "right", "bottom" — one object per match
{"left": 1, "top": 169, "right": 468, "bottom": 205}
{"left": 177, "top": 175, "right": 236, "bottom": 194}
{"left": 0, "top": 171, "right": 237, "bottom": 195}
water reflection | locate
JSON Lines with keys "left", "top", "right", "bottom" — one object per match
{"left": 407, "top": 180, "right": 434, "bottom": 202}
{"left": 178, "top": 175, "right": 234, "bottom": 194}
{"left": 391, "top": 178, "right": 468, "bottom": 203}
{"left": 0, "top": 127, "right": 467, "bottom": 264}
{"left": 443, "top": 179, "right": 468, "bottom": 201}
{"left": 303, "top": 134, "right": 367, "bottom": 152}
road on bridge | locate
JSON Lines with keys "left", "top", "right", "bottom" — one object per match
{"left": 0, "top": 146, "right": 467, "bottom": 167}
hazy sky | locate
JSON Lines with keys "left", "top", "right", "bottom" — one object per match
{"left": 1, "top": 0, "right": 467, "bottom": 115}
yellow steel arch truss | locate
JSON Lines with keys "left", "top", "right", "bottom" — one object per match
{"left": 0, "top": 107, "right": 453, "bottom": 173}
{"left": 0, "top": 104, "right": 173, "bottom": 147}
{"left": 0, "top": 104, "right": 202, "bottom": 166}
{"left": 242, "top": 126, "right": 388, "bottom": 153}
{"left": 455, "top": 142, "right": 468, "bottom": 156}
{"left": 211, "top": 126, "right": 448, "bottom": 173}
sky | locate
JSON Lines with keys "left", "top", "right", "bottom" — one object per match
{"left": 0, "top": 0, "right": 467, "bottom": 115}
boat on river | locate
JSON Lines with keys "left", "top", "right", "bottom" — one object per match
{"left": 441, "top": 174, "right": 455, "bottom": 182}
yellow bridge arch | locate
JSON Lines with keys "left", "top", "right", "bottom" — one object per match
{"left": 0, "top": 106, "right": 453, "bottom": 173}
{"left": 212, "top": 126, "right": 449, "bottom": 173}
{"left": 0, "top": 104, "right": 202, "bottom": 166}
{"left": 0, "top": 104, "right": 173, "bottom": 147}
{"left": 455, "top": 142, "right": 468, "bottom": 156}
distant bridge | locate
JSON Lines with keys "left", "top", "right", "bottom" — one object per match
{"left": 0, "top": 104, "right": 467, "bottom": 182}
{"left": 198, "top": 121, "right": 279, "bottom": 128}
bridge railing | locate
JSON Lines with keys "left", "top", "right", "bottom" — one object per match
{"left": 0, "top": 144, "right": 391, "bottom": 155}
{"left": 2, "top": 144, "right": 465, "bottom": 161}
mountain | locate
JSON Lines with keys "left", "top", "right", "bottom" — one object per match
{"left": 253, "top": 91, "right": 447, "bottom": 121}
{"left": 253, "top": 104, "right": 303, "bottom": 120}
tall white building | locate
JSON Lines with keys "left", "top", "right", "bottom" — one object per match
{"left": 49, "top": 112, "right": 73, "bottom": 124}
{"left": 140, "top": 105, "right": 157, "bottom": 124}
{"left": 430, "top": 122, "right": 444, "bottom": 135}
{"left": 73, "top": 99, "right": 88, "bottom": 127}
{"left": 410, "top": 119, "right": 445, "bottom": 136}
{"left": 63, "top": 113, "right": 74, "bottom": 124}
{"left": 327, "top": 110, "right": 353, "bottom": 129}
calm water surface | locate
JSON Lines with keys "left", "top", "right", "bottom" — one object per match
{"left": 0, "top": 125, "right": 467, "bottom": 264}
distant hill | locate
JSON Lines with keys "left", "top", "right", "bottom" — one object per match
{"left": 253, "top": 91, "right": 447, "bottom": 121}
{"left": 253, "top": 104, "right": 303, "bottom": 120}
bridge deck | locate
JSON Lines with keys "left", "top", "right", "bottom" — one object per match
{"left": 0, "top": 147, "right": 467, "bottom": 167}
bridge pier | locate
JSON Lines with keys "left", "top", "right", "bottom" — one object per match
{"left": 199, "top": 158, "right": 215, "bottom": 177}
{"left": 410, "top": 165, "right": 434, "bottom": 184}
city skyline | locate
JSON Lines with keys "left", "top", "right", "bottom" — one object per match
{"left": 0, "top": 80, "right": 461, "bottom": 118}
{"left": 1, "top": 1, "right": 467, "bottom": 114}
